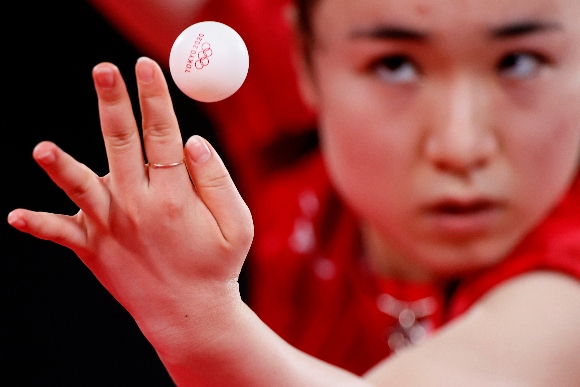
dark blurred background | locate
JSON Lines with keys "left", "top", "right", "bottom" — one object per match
{"left": 3, "top": 2, "right": 218, "bottom": 385}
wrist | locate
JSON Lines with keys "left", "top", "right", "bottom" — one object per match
{"left": 132, "top": 278, "right": 246, "bottom": 364}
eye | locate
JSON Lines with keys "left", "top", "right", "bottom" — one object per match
{"left": 497, "top": 52, "right": 548, "bottom": 79}
{"left": 373, "top": 55, "right": 419, "bottom": 84}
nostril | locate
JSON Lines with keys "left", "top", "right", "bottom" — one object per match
{"left": 431, "top": 151, "right": 491, "bottom": 176}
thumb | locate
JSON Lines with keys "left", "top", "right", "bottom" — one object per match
{"left": 184, "top": 135, "right": 254, "bottom": 249}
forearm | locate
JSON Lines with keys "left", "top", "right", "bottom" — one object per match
{"left": 145, "top": 287, "right": 370, "bottom": 387}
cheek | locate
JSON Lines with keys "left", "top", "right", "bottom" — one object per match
{"left": 502, "top": 88, "right": 580, "bottom": 215}
{"left": 530, "top": 119, "right": 579, "bottom": 172}
{"left": 315, "top": 72, "right": 419, "bottom": 218}
{"left": 319, "top": 104, "right": 387, "bottom": 210}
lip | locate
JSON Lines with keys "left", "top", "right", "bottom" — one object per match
{"left": 422, "top": 197, "right": 503, "bottom": 235}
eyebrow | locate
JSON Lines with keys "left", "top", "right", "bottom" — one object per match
{"left": 350, "top": 26, "right": 428, "bottom": 42}
{"left": 490, "top": 20, "right": 563, "bottom": 38}
{"left": 350, "top": 20, "right": 563, "bottom": 42}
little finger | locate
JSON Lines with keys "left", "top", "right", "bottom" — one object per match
{"left": 8, "top": 209, "right": 87, "bottom": 254}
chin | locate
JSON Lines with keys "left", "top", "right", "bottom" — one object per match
{"left": 410, "top": 237, "right": 518, "bottom": 278}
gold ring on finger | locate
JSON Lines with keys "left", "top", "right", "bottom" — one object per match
{"left": 148, "top": 159, "right": 185, "bottom": 169}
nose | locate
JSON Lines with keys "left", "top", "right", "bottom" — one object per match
{"left": 424, "top": 76, "right": 497, "bottom": 176}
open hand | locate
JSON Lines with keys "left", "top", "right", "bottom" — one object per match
{"left": 7, "top": 57, "right": 253, "bottom": 351}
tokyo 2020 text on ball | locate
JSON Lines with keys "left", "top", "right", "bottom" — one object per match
{"left": 169, "top": 21, "right": 249, "bottom": 103}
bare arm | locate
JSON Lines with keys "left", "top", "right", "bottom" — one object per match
{"left": 160, "top": 297, "right": 371, "bottom": 386}
{"left": 364, "top": 272, "right": 580, "bottom": 387}
{"left": 87, "top": 0, "right": 209, "bottom": 63}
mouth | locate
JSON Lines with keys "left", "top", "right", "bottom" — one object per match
{"left": 429, "top": 199, "right": 496, "bottom": 214}
{"left": 423, "top": 198, "right": 502, "bottom": 235}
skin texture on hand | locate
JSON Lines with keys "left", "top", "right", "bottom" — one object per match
{"left": 6, "top": 58, "right": 369, "bottom": 386}
{"left": 7, "top": 57, "right": 253, "bottom": 361}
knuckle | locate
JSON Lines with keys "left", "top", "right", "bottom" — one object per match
{"left": 107, "top": 128, "right": 140, "bottom": 150}
{"left": 102, "top": 88, "right": 127, "bottom": 106}
{"left": 68, "top": 174, "right": 93, "bottom": 201}
{"left": 49, "top": 233, "right": 68, "bottom": 246}
{"left": 203, "top": 169, "right": 232, "bottom": 190}
{"left": 145, "top": 121, "right": 175, "bottom": 143}
{"left": 158, "top": 195, "right": 186, "bottom": 219}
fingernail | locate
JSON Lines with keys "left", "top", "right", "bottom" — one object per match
{"left": 137, "top": 57, "right": 155, "bottom": 83}
{"left": 93, "top": 64, "right": 115, "bottom": 88}
{"left": 7, "top": 212, "right": 26, "bottom": 228}
{"left": 186, "top": 135, "right": 211, "bottom": 164}
{"left": 33, "top": 144, "right": 55, "bottom": 165}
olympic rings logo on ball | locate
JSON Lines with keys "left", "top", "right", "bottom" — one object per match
{"left": 195, "top": 43, "right": 213, "bottom": 69}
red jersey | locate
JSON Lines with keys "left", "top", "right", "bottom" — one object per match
{"left": 250, "top": 151, "right": 580, "bottom": 375}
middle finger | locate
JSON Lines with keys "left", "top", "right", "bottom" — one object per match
{"left": 135, "top": 57, "right": 188, "bottom": 186}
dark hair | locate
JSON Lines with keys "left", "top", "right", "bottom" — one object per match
{"left": 295, "top": 0, "right": 319, "bottom": 65}
{"left": 295, "top": 0, "right": 317, "bottom": 37}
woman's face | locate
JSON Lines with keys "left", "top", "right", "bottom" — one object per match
{"left": 301, "top": 0, "right": 580, "bottom": 277}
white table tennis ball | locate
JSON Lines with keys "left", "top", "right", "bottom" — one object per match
{"left": 169, "top": 21, "right": 249, "bottom": 103}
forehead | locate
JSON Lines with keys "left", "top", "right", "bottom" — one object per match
{"left": 312, "top": 0, "right": 580, "bottom": 38}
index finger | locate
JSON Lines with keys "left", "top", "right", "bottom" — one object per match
{"left": 93, "top": 62, "right": 147, "bottom": 189}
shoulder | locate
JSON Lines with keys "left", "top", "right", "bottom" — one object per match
{"left": 365, "top": 272, "right": 580, "bottom": 386}
{"left": 457, "top": 272, "right": 580, "bottom": 386}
